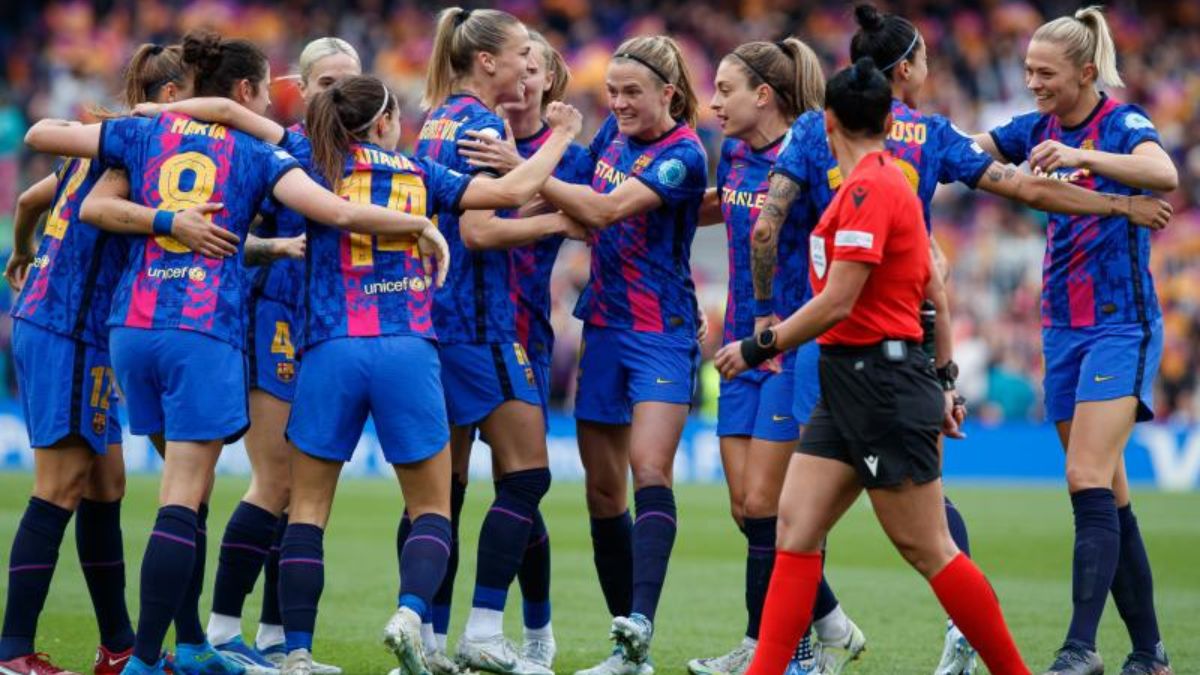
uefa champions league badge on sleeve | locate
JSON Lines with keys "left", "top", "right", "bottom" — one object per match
{"left": 658, "top": 158, "right": 687, "bottom": 187}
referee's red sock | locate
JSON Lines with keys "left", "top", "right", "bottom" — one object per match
{"left": 745, "top": 550, "right": 821, "bottom": 675}
{"left": 930, "top": 553, "right": 1030, "bottom": 675}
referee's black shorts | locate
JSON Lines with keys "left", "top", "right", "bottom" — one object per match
{"left": 799, "top": 340, "right": 943, "bottom": 489}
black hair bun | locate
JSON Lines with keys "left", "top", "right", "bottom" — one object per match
{"left": 854, "top": 4, "right": 885, "bottom": 31}
{"left": 852, "top": 57, "right": 878, "bottom": 87}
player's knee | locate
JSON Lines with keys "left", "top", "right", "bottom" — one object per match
{"left": 889, "top": 532, "right": 952, "bottom": 579}
{"left": 775, "top": 510, "right": 822, "bottom": 552}
{"left": 631, "top": 466, "right": 671, "bottom": 491}
{"left": 498, "top": 466, "right": 551, "bottom": 509}
{"left": 84, "top": 466, "right": 125, "bottom": 503}
{"left": 1065, "top": 462, "right": 1109, "bottom": 492}
{"left": 585, "top": 481, "right": 626, "bottom": 518}
{"left": 34, "top": 468, "right": 89, "bottom": 510}
{"left": 248, "top": 471, "right": 292, "bottom": 514}
{"left": 742, "top": 492, "right": 778, "bottom": 519}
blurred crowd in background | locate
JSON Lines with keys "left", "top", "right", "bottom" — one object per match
{"left": 0, "top": 0, "right": 1197, "bottom": 423}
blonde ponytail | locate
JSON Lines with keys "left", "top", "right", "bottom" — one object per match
{"left": 423, "top": 7, "right": 523, "bottom": 110}
{"left": 613, "top": 35, "right": 699, "bottom": 126}
{"left": 1032, "top": 5, "right": 1124, "bottom": 89}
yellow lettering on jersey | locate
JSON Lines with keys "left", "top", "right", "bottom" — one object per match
{"left": 594, "top": 159, "right": 628, "bottom": 186}
{"left": 45, "top": 159, "right": 92, "bottom": 239}
{"left": 827, "top": 166, "right": 843, "bottom": 190}
{"left": 169, "top": 117, "right": 228, "bottom": 140}
{"left": 720, "top": 187, "right": 768, "bottom": 210}
{"left": 418, "top": 119, "right": 463, "bottom": 142}
{"left": 888, "top": 121, "right": 927, "bottom": 145}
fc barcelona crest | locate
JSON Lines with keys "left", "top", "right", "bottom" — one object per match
{"left": 277, "top": 361, "right": 296, "bottom": 383}
{"left": 92, "top": 411, "right": 107, "bottom": 436}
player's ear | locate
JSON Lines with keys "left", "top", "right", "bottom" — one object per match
{"left": 160, "top": 82, "right": 179, "bottom": 104}
{"left": 883, "top": 111, "right": 895, "bottom": 135}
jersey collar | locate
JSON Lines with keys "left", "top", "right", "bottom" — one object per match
{"left": 751, "top": 132, "right": 788, "bottom": 154}
{"left": 1060, "top": 92, "right": 1109, "bottom": 132}
{"left": 628, "top": 120, "right": 684, "bottom": 147}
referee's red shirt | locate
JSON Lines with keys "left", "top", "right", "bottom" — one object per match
{"left": 809, "top": 151, "right": 930, "bottom": 346}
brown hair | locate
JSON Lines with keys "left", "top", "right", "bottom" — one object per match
{"left": 306, "top": 75, "right": 398, "bottom": 191}
{"left": 613, "top": 35, "right": 700, "bottom": 126}
{"left": 181, "top": 28, "right": 269, "bottom": 98}
{"left": 423, "top": 7, "right": 523, "bottom": 110}
{"left": 529, "top": 30, "right": 569, "bottom": 111}
{"left": 1032, "top": 5, "right": 1124, "bottom": 88}
{"left": 726, "top": 38, "right": 824, "bottom": 120}
{"left": 92, "top": 43, "right": 189, "bottom": 119}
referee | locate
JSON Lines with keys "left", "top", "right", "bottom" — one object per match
{"left": 715, "top": 58, "right": 1031, "bottom": 675}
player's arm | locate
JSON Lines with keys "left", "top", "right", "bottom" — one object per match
{"left": 971, "top": 132, "right": 1003, "bottom": 161}
{"left": 271, "top": 168, "right": 448, "bottom": 286}
{"left": 924, "top": 258, "right": 966, "bottom": 438}
{"left": 975, "top": 161, "right": 1173, "bottom": 230}
{"left": 25, "top": 120, "right": 100, "bottom": 158}
{"left": 750, "top": 172, "right": 801, "bottom": 327}
{"left": 5, "top": 174, "right": 58, "bottom": 291}
{"left": 244, "top": 234, "right": 305, "bottom": 266}
{"left": 460, "top": 210, "right": 585, "bottom": 251}
{"left": 540, "top": 175, "right": 662, "bottom": 230}
{"left": 80, "top": 169, "right": 239, "bottom": 258}
{"left": 1030, "top": 139, "right": 1178, "bottom": 193}
{"left": 459, "top": 103, "right": 582, "bottom": 210}
{"left": 698, "top": 187, "right": 723, "bottom": 226}
{"left": 133, "top": 98, "right": 286, "bottom": 145}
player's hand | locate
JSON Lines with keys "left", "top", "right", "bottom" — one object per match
{"left": 1029, "top": 140, "right": 1084, "bottom": 174}
{"left": 132, "top": 103, "right": 164, "bottom": 118}
{"left": 560, "top": 215, "right": 589, "bottom": 241}
{"left": 696, "top": 311, "right": 709, "bottom": 343}
{"left": 4, "top": 250, "right": 34, "bottom": 292}
{"left": 546, "top": 101, "right": 583, "bottom": 138}
{"left": 942, "top": 390, "right": 967, "bottom": 440}
{"left": 417, "top": 221, "right": 450, "bottom": 288}
{"left": 171, "top": 203, "right": 239, "bottom": 259}
{"left": 1127, "top": 195, "right": 1172, "bottom": 230}
{"left": 714, "top": 340, "right": 750, "bottom": 379}
{"left": 274, "top": 233, "right": 306, "bottom": 260}
{"left": 754, "top": 313, "right": 779, "bottom": 335}
{"left": 518, "top": 194, "right": 556, "bottom": 218}
{"left": 460, "top": 120, "right": 522, "bottom": 174}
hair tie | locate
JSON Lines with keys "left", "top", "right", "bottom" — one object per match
{"left": 148, "top": 44, "right": 165, "bottom": 56}
{"left": 354, "top": 83, "right": 391, "bottom": 133}
{"left": 774, "top": 40, "right": 789, "bottom": 52}
{"left": 454, "top": 9, "right": 472, "bottom": 27}
{"left": 615, "top": 52, "right": 671, "bottom": 84}
{"left": 881, "top": 30, "right": 919, "bottom": 72}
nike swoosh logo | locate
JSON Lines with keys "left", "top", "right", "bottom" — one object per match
{"left": 107, "top": 655, "right": 131, "bottom": 667}
{"left": 655, "top": 378, "right": 674, "bottom": 384}
{"left": 772, "top": 415, "right": 791, "bottom": 422}
{"left": 1094, "top": 375, "right": 1117, "bottom": 383}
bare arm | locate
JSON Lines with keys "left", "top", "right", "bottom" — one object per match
{"left": 540, "top": 176, "right": 662, "bottom": 230}
{"left": 1030, "top": 140, "right": 1178, "bottom": 193}
{"left": 5, "top": 174, "right": 59, "bottom": 290}
{"left": 134, "top": 98, "right": 286, "bottom": 145}
{"left": 972, "top": 132, "right": 1003, "bottom": 161}
{"left": 460, "top": 210, "right": 582, "bottom": 251}
{"left": 244, "top": 234, "right": 305, "bottom": 266}
{"left": 924, "top": 254, "right": 966, "bottom": 438}
{"left": 698, "top": 187, "right": 723, "bottom": 227}
{"left": 751, "top": 173, "right": 801, "bottom": 322}
{"left": 25, "top": 120, "right": 101, "bottom": 158}
{"left": 771, "top": 260, "right": 871, "bottom": 352}
{"left": 977, "top": 161, "right": 1173, "bottom": 229}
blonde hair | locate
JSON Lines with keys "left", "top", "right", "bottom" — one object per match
{"left": 1032, "top": 5, "right": 1124, "bottom": 89}
{"left": 613, "top": 35, "right": 699, "bottom": 126}
{"left": 529, "top": 30, "right": 569, "bottom": 111}
{"left": 298, "top": 37, "right": 361, "bottom": 86}
{"left": 727, "top": 37, "right": 824, "bottom": 120}
{"left": 423, "top": 7, "right": 523, "bottom": 110}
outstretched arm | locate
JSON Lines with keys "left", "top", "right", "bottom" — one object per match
{"left": 1029, "top": 139, "right": 1178, "bottom": 193}
{"left": 539, "top": 176, "right": 662, "bottom": 230}
{"left": 25, "top": 120, "right": 101, "bottom": 158}
{"left": 133, "top": 98, "right": 287, "bottom": 145}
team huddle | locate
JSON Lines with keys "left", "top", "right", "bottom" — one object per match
{"left": 0, "top": 3, "right": 1179, "bottom": 675}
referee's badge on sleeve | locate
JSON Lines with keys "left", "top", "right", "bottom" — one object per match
{"left": 810, "top": 235, "right": 827, "bottom": 279}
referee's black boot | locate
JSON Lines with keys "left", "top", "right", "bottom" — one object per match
{"left": 1044, "top": 641, "right": 1104, "bottom": 675}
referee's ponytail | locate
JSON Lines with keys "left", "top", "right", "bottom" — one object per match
{"left": 824, "top": 57, "right": 892, "bottom": 136}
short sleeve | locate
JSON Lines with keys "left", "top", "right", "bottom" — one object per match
{"left": 935, "top": 117, "right": 993, "bottom": 188}
{"left": 461, "top": 113, "right": 505, "bottom": 176}
{"left": 715, "top": 139, "right": 734, "bottom": 192}
{"left": 829, "top": 178, "right": 890, "bottom": 266}
{"left": 771, "top": 112, "right": 818, "bottom": 188}
{"left": 97, "top": 116, "right": 153, "bottom": 171}
{"left": 254, "top": 141, "right": 301, "bottom": 200}
{"left": 419, "top": 157, "right": 473, "bottom": 215}
{"left": 557, "top": 143, "right": 595, "bottom": 185}
{"left": 988, "top": 112, "right": 1040, "bottom": 166}
{"left": 1109, "top": 104, "right": 1161, "bottom": 155}
{"left": 633, "top": 142, "right": 707, "bottom": 207}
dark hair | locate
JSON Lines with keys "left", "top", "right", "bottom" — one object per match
{"left": 825, "top": 57, "right": 891, "bottom": 135}
{"left": 725, "top": 38, "right": 824, "bottom": 120}
{"left": 181, "top": 29, "right": 268, "bottom": 99}
{"left": 306, "top": 75, "right": 399, "bottom": 190}
{"left": 124, "top": 44, "right": 188, "bottom": 108}
{"left": 850, "top": 4, "right": 920, "bottom": 78}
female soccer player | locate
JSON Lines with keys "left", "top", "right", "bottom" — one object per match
{"left": 0, "top": 43, "right": 230, "bottom": 675}
{"left": 416, "top": 9, "right": 583, "bottom": 674}
{"left": 686, "top": 38, "right": 864, "bottom": 675}
{"left": 978, "top": 7, "right": 1177, "bottom": 675}
{"left": 25, "top": 31, "right": 447, "bottom": 675}
{"left": 715, "top": 57, "right": 1031, "bottom": 675}
{"left": 534, "top": 34, "right": 708, "bottom": 675}
{"left": 453, "top": 29, "right": 593, "bottom": 672}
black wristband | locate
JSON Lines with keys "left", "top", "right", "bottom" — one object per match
{"left": 740, "top": 329, "right": 780, "bottom": 368}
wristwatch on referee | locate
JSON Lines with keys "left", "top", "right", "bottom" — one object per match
{"left": 741, "top": 328, "right": 780, "bottom": 368}
{"left": 936, "top": 360, "right": 959, "bottom": 392}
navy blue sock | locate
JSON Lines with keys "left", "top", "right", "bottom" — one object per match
{"left": 743, "top": 516, "right": 776, "bottom": 640}
{"left": 590, "top": 511, "right": 633, "bottom": 618}
{"left": 212, "top": 501, "right": 278, "bottom": 619}
{"left": 814, "top": 576, "right": 838, "bottom": 620}
{"left": 1065, "top": 488, "right": 1120, "bottom": 650}
{"left": 518, "top": 510, "right": 551, "bottom": 630}
{"left": 472, "top": 468, "right": 551, "bottom": 613}
{"left": 173, "top": 502, "right": 208, "bottom": 646}
{"left": 260, "top": 513, "right": 287, "bottom": 628}
{"left": 279, "top": 523, "right": 324, "bottom": 653}
{"left": 0, "top": 497, "right": 71, "bottom": 660}
{"left": 396, "top": 510, "right": 413, "bottom": 593}
{"left": 399, "top": 514, "right": 452, "bottom": 619}
{"left": 133, "top": 505, "right": 198, "bottom": 665}
{"left": 631, "top": 486, "right": 677, "bottom": 622}
{"left": 944, "top": 497, "right": 971, "bottom": 557}
{"left": 432, "top": 477, "right": 466, "bottom": 635}
{"left": 1111, "top": 504, "right": 1162, "bottom": 654}
{"left": 76, "top": 498, "right": 134, "bottom": 652}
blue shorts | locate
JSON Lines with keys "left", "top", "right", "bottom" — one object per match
{"left": 530, "top": 348, "right": 552, "bottom": 423}
{"left": 109, "top": 327, "right": 249, "bottom": 442}
{"left": 12, "top": 320, "right": 122, "bottom": 454}
{"left": 1043, "top": 319, "right": 1162, "bottom": 423}
{"left": 288, "top": 336, "right": 449, "bottom": 464}
{"left": 440, "top": 341, "right": 541, "bottom": 427}
{"left": 248, "top": 295, "right": 299, "bottom": 402}
{"left": 792, "top": 340, "right": 821, "bottom": 424}
{"left": 717, "top": 367, "right": 799, "bottom": 443}
{"left": 575, "top": 324, "right": 698, "bottom": 425}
